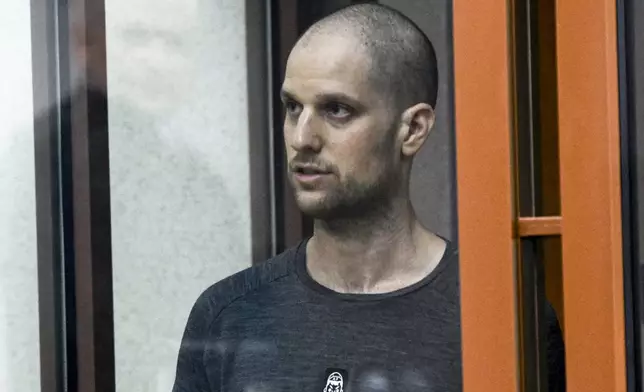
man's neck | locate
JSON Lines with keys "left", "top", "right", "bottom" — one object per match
{"left": 306, "top": 201, "right": 447, "bottom": 294}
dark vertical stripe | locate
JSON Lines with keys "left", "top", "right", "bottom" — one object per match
{"left": 617, "top": 0, "right": 641, "bottom": 390}
{"left": 31, "top": 0, "right": 66, "bottom": 390}
{"left": 64, "top": 1, "right": 115, "bottom": 391}
{"left": 246, "top": 0, "right": 275, "bottom": 263}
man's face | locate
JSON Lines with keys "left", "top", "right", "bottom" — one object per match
{"left": 281, "top": 34, "right": 401, "bottom": 219}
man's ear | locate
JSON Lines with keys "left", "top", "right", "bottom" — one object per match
{"left": 398, "top": 103, "right": 435, "bottom": 157}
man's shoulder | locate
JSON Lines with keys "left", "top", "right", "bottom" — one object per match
{"left": 192, "top": 244, "right": 301, "bottom": 317}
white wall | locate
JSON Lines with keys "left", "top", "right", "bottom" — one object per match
{"left": 105, "top": 1, "right": 252, "bottom": 391}
{"left": 0, "top": 1, "right": 41, "bottom": 392}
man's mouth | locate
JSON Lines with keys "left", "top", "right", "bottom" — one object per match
{"left": 291, "top": 164, "right": 332, "bottom": 175}
{"left": 291, "top": 165, "right": 333, "bottom": 184}
{"left": 295, "top": 167, "right": 328, "bottom": 175}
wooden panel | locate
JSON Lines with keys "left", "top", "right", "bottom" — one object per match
{"left": 556, "top": 0, "right": 626, "bottom": 391}
{"left": 517, "top": 216, "right": 562, "bottom": 237}
{"left": 453, "top": 1, "right": 519, "bottom": 391}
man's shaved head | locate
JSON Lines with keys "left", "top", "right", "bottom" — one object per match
{"left": 282, "top": 4, "right": 439, "bottom": 220}
{"left": 295, "top": 3, "right": 438, "bottom": 111}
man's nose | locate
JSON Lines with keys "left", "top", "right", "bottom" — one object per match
{"left": 290, "top": 108, "right": 322, "bottom": 152}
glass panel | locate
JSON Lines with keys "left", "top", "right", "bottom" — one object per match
{"left": 36, "top": 0, "right": 570, "bottom": 390}
{"left": 0, "top": 0, "right": 575, "bottom": 390}
{"left": 519, "top": 237, "right": 566, "bottom": 392}
{"left": 105, "top": 1, "right": 254, "bottom": 390}
{"left": 0, "top": 1, "right": 41, "bottom": 391}
{"left": 515, "top": 0, "right": 561, "bottom": 219}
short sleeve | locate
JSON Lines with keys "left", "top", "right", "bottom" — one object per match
{"left": 172, "top": 292, "right": 213, "bottom": 392}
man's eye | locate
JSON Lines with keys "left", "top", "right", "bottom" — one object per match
{"left": 324, "top": 103, "right": 352, "bottom": 120}
{"left": 284, "top": 100, "right": 302, "bottom": 116}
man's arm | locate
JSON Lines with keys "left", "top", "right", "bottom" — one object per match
{"left": 172, "top": 292, "right": 212, "bottom": 392}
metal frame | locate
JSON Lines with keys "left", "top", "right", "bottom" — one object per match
{"left": 269, "top": 0, "right": 302, "bottom": 253}
{"left": 65, "top": 0, "right": 116, "bottom": 390}
{"left": 32, "top": 0, "right": 117, "bottom": 391}
{"left": 247, "top": 0, "right": 276, "bottom": 262}
{"left": 31, "top": 0, "right": 67, "bottom": 390}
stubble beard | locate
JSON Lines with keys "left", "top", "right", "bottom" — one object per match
{"left": 292, "top": 118, "right": 403, "bottom": 227}
{"left": 293, "top": 166, "right": 398, "bottom": 224}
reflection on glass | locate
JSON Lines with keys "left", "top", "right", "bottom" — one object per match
{"left": 106, "top": 0, "right": 251, "bottom": 390}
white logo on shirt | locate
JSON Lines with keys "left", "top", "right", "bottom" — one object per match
{"left": 323, "top": 372, "right": 344, "bottom": 392}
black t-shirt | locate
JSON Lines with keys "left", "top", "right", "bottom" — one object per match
{"left": 172, "top": 240, "right": 565, "bottom": 391}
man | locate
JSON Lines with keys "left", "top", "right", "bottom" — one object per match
{"left": 172, "top": 4, "right": 565, "bottom": 391}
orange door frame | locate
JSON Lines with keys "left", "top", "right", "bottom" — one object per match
{"left": 454, "top": 1, "right": 520, "bottom": 391}
{"left": 556, "top": 1, "right": 627, "bottom": 391}
{"left": 455, "top": 0, "right": 627, "bottom": 391}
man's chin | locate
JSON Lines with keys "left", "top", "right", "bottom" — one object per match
{"left": 295, "top": 201, "right": 332, "bottom": 220}
{"left": 294, "top": 194, "right": 336, "bottom": 219}
{"left": 296, "top": 198, "right": 365, "bottom": 222}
